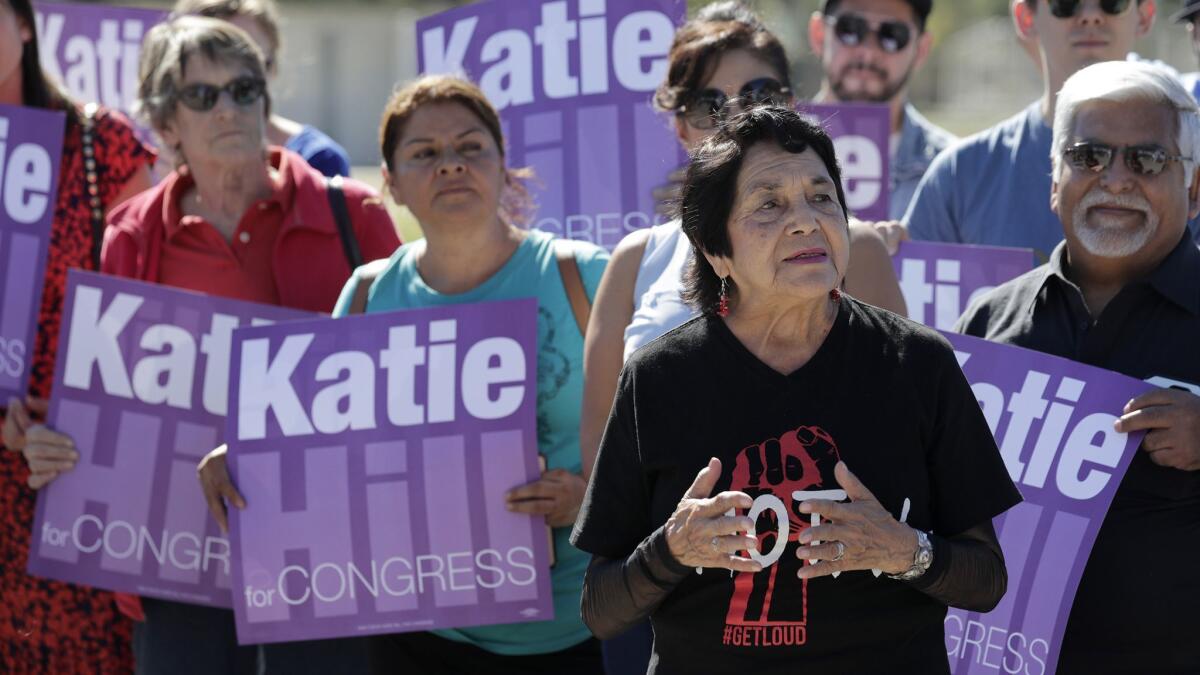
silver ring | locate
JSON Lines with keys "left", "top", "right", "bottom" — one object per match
{"left": 831, "top": 541, "right": 846, "bottom": 562}
{"left": 710, "top": 536, "right": 720, "bottom": 551}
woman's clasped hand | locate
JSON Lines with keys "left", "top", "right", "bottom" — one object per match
{"left": 664, "top": 458, "right": 761, "bottom": 573}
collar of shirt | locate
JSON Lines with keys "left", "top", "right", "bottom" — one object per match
{"left": 161, "top": 147, "right": 298, "bottom": 240}
{"left": 1040, "top": 234, "right": 1200, "bottom": 318}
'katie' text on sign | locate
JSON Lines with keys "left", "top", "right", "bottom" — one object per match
{"left": 228, "top": 299, "right": 553, "bottom": 644}
{"left": 28, "top": 272, "right": 308, "bottom": 607}
{"left": 0, "top": 104, "right": 64, "bottom": 401}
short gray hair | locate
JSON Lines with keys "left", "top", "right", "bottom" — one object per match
{"left": 135, "top": 15, "right": 270, "bottom": 133}
{"left": 1052, "top": 61, "right": 1200, "bottom": 186}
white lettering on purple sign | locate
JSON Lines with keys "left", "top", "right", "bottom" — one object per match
{"left": 39, "top": 516, "right": 230, "bottom": 575}
{"left": 899, "top": 258, "right": 994, "bottom": 330}
{"left": 420, "top": 0, "right": 674, "bottom": 109}
{"left": 0, "top": 115, "right": 54, "bottom": 225}
{"left": 954, "top": 350, "right": 1125, "bottom": 500}
{"left": 945, "top": 614, "right": 1050, "bottom": 675}
{"left": 242, "top": 547, "right": 537, "bottom": 609}
{"left": 34, "top": 11, "right": 146, "bottom": 111}
{"left": 236, "top": 320, "right": 527, "bottom": 441}
{"left": 833, "top": 135, "right": 883, "bottom": 212}
{"left": 0, "top": 113, "right": 54, "bottom": 381}
{"left": 60, "top": 285, "right": 275, "bottom": 414}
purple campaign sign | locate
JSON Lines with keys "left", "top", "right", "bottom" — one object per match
{"left": 895, "top": 241, "right": 1035, "bottom": 330}
{"left": 800, "top": 102, "right": 891, "bottom": 221}
{"left": 34, "top": 2, "right": 167, "bottom": 118}
{"left": 0, "top": 104, "right": 64, "bottom": 402}
{"left": 943, "top": 333, "right": 1153, "bottom": 675}
{"left": 226, "top": 299, "right": 549, "bottom": 644}
{"left": 28, "top": 271, "right": 310, "bottom": 607}
{"left": 417, "top": 0, "right": 686, "bottom": 250}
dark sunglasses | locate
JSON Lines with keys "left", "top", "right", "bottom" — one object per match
{"left": 826, "top": 13, "right": 913, "bottom": 54}
{"left": 1046, "top": 0, "right": 1133, "bottom": 19}
{"left": 176, "top": 76, "right": 267, "bottom": 112}
{"left": 1063, "top": 141, "right": 1186, "bottom": 176}
{"left": 681, "top": 78, "right": 791, "bottom": 130}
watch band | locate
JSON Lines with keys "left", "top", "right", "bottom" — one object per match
{"left": 887, "top": 528, "right": 933, "bottom": 582}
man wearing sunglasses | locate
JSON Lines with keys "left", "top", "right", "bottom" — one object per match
{"left": 958, "top": 60, "right": 1200, "bottom": 673}
{"left": 904, "top": 0, "right": 1157, "bottom": 263}
{"left": 808, "top": 0, "right": 955, "bottom": 220}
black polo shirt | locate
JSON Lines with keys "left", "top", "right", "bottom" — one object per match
{"left": 957, "top": 233, "right": 1200, "bottom": 674}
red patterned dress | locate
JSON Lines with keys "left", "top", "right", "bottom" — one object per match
{"left": 0, "top": 105, "right": 155, "bottom": 674}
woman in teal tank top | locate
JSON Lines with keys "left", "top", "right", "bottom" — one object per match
{"left": 331, "top": 75, "right": 608, "bottom": 674}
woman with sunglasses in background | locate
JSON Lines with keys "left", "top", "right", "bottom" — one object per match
{"left": 578, "top": 3, "right": 904, "bottom": 672}
{"left": 171, "top": 0, "right": 353, "bottom": 178}
{"left": 0, "top": 0, "right": 155, "bottom": 671}
{"left": 22, "top": 17, "right": 400, "bottom": 674}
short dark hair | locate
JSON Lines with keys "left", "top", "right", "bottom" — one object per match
{"left": 822, "top": 0, "right": 933, "bottom": 32}
{"left": 680, "top": 106, "right": 849, "bottom": 314}
{"left": 654, "top": 2, "right": 791, "bottom": 113}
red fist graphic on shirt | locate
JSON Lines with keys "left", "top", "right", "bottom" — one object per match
{"left": 724, "top": 425, "right": 841, "bottom": 628}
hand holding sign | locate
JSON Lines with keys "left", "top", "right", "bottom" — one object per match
{"left": 2, "top": 395, "right": 44, "bottom": 451}
{"left": 665, "top": 457, "right": 762, "bottom": 573}
{"left": 1117, "top": 388, "right": 1200, "bottom": 472}
{"left": 22, "top": 424, "right": 78, "bottom": 490}
{"left": 197, "top": 444, "right": 245, "bottom": 534}
{"left": 4, "top": 396, "right": 78, "bottom": 489}
{"left": 869, "top": 219, "right": 909, "bottom": 256}
{"left": 505, "top": 468, "right": 586, "bottom": 528}
{"left": 794, "top": 462, "right": 917, "bottom": 579}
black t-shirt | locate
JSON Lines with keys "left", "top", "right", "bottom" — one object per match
{"left": 573, "top": 298, "right": 1022, "bottom": 675}
{"left": 958, "top": 236, "right": 1200, "bottom": 673}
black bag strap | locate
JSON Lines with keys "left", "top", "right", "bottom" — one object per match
{"left": 326, "top": 175, "right": 363, "bottom": 271}
{"left": 81, "top": 102, "right": 103, "bottom": 269}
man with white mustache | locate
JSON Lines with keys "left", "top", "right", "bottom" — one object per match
{"left": 957, "top": 60, "right": 1200, "bottom": 673}
{"left": 807, "top": 0, "right": 955, "bottom": 219}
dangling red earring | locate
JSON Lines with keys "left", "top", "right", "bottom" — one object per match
{"left": 830, "top": 288, "right": 842, "bottom": 302}
{"left": 717, "top": 277, "right": 730, "bottom": 317}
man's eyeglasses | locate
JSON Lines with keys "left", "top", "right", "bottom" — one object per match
{"left": 1062, "top": 141, "right": 1187, "bottom": 176}
{"left": 1045, "top": 0, "right": 1133, "bottom": 19}
{"left": 176, "top": 76, "right": 267, "bottom": 112}
{"left": 680, "top": 78, "right": 791, "bottom": 130}
{"left": 826, "top": 13, "right": 914, "bottom": 54}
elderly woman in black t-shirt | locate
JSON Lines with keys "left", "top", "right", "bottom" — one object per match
{"left": 571, "top": 107, "right": 1022, "bottom": 674}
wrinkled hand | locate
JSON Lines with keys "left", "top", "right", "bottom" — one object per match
{"left": 652, "top": 166, "right": 687, "bottom": 219}
{"left": 505, "top": 468, "right": 586, "bottom": 528}
{"left": 665, "top": 458, "right": 762, "bottom": 573}
{"left": 793, "top": 462, "right": 917, "bottom": 579}
{"left": 1116, "top": 388, "right": 1200, "bottom": 472}
{"left": 869, "top": 220, "right": 909, "bottom": 256}
{"left": 197, "top": 444, "right": 245, "bottom": 533}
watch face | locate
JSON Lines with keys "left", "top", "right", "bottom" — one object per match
{"left": 916, "top": 547, "right": 933, "bottom": 566}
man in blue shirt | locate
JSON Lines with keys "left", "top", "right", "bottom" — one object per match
{"left": 808, "top": 0, "right": 956, "bottom": 220}
{"left": 903, "top": 0, "right": 1156, "bottom": 262}
{"left": 1174, "top": 0, "right": 1200, "bottom": 99}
